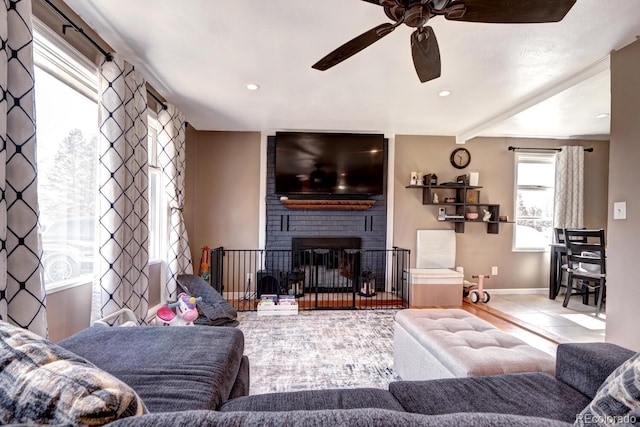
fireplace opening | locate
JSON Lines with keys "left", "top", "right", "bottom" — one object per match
{"left": 292, "top": 237, "right": 361, "bottom": 293}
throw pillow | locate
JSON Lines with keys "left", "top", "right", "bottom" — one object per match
{"left": 177, "top": 274, "right": 239, "bottom": 326}
{"left": 0, "top": 321, "right": 147, "bottom": 425}
{"left": 575, "top": 352, "right": 640, "bottom": 426}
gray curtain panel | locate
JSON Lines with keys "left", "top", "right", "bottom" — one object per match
{"left": 93, "top": 53, "right": 149, "bottom": 324}
{"left": 0, "top": 0, "right": 47, "bottom": 337}
{"left": 554, "top": 145, "right": 584, "bottom": 229}
{"left": 158, "top": 104, "right": 192, "bottom": 300}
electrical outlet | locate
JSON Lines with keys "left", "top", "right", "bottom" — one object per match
{"left": 491, "top": 266, "right": 498, "bottom": 276}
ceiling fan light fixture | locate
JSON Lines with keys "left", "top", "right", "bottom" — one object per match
{"left": 246, "top": 83, "right": 260, "bottom": 91}
{"left": 438, "top": 90, "right": 451, "bottom": 97}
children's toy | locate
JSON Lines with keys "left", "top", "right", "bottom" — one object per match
{"left": 463, "top": 274, "right": 491, "bottom": 304}
{"left": 199, "top": 246, "right": 210, "bottom": 281}
{"left": 157, "top": 293, "right": 203, "bottom": 326}
{"left": 93, "top": 308, "right": 138, "bottom": 327}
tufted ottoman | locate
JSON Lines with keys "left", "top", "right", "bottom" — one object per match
{"left": 394, "top": 309, "right": 555, "bottom": 380}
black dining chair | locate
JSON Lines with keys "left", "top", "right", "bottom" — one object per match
{"left": 562, "top": 228, "right": 606, "bottom": 317}
{"left": 553, "top": 227, "right": 587, "bottom": 299}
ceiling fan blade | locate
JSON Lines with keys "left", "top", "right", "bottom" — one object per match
{"left": 411, "top": 27, "right": 441, "bottom": 83}
{"left": 360, "top": 0, "right": 382, "bottom": 5}
{"left": 313, "top": 23, "right": 396, "bottom": 71}
{"left": 445, "top": 0, "right": 576, "bottom": 23}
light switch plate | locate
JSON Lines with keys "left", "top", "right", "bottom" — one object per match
{"left": 614, "top": 201, "right": 627, "bottom": 220}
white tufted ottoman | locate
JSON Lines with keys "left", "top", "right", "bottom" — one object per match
{"left": 393, "top": 309, "right": 555, "bottom": 380}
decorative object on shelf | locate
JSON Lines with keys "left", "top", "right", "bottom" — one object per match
{"left": 456, "top": 174, "right": 469, "bottom": 185}
{"left": 417, "top": 172, "right": 423, "bottom": 184}
{"left": 468, "top": 172, "right": 479, "bottom": 186}
{"left": 410, "top": 172, "right": 418, "bottom": 185}
{"left": 450, "top": 148, "right": 471, "bottom": 169}
{"left": 444, "top": 197, "right": 455, "bottom": 203}
{"left": 427, "top": 173, "right": 438, "bottom": 185}
{"left": 466, "top": 190, "right": 480, "bottom": 204}
{"left": 483, "top": 209, "right": 492, "bottom": 222}
{"left": 465, "top": 212, "right": 479, "bottom": 220}
{"left": 433, "top": 193, "right": 439, "bottom": 203}
{"left": 499, "top": 215, "right": 508, "bottom": 222}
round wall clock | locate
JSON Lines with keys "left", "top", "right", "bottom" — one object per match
{"left": 450, "top": 148, "right": 471, "bottom": 169}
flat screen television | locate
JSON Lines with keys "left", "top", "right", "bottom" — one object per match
{"left": 275, "top": 132, "right": 384, "bottom": 196}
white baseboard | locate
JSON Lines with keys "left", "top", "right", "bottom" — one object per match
{"left": 484, "top": 288, "right": 548, "bottom": 295}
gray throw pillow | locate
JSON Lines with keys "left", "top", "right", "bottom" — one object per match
{"left": 0, "top": 321, "right": 147, "bottom": 425}
{"left": 575, "top": 352, "right": 640, "bottom": 426}
{"left": 177, "top": 274, "right": 239, "bottom": 326}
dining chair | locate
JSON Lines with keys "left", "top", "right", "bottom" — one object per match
{"left": 553, "top": 227, "right": 586, "bottom": 299}
{"left": 562, "top": 228, "right": 606, "bottom": 316}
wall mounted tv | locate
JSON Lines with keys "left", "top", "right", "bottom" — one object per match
{"left": 275, "top": 132, "right": 385, "bottom": 196}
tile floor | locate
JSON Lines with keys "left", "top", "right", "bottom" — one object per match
{"left": 487, "top": 292, "right": 606, "bottom": 343}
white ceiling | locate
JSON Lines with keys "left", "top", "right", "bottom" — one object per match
{"left": 62, "top": 0, "right": 640, "bottom": 142}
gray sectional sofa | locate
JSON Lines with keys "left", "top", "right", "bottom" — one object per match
{"left": 67, "top": 325, "right": 638, "bottom": 426}
{"left": 1, "top": 316, "right": 638, "bottom": 426}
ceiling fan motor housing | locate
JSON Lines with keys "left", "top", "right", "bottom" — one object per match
{"left": 384, "top": 0, "right": 452, "bottom": 27}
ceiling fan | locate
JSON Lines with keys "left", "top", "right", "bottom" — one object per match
{"left": 312, "top": 0, "right": 577, "bottom": 83}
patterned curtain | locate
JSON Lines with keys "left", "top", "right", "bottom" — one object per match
{"left": 554, "top": 146, "right": 584, "bottom": 229}
{"left": 158, "top": 104, "right": 192, "bottom": 300}
{"left": 92, "top": 53, "right": 149, "bottom": 324}
{"left": 0, "top": 0, "right": 47, "bottom": 336}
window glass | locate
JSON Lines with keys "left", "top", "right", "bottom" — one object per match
{"left": 34, "top": 24, "right": 99, "bottom": 287}
{"left": 513, "top": 153, "right": 556, "bottom": 251}
{"left": 148, "top": 115, "right": 162, "bottom": 261}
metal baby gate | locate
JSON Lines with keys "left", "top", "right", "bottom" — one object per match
{"left": 209, "top": 247, "right": 410, "bottom": 311}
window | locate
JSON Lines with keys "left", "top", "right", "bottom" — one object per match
{"left": 148, "top": 115, "right": 162, "bottom": 261}
{"left": 513, "top": 153, "right": 556, "bottom": 251}
{"left": 34, "top": 20, "right": 99, "bottom": 288}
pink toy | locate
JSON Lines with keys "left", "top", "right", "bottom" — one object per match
{"left": 464, "top": 274, "right": 491, "bottom": 304}
{"left": 157, "top": 293, "right": 202, "bottom": 326}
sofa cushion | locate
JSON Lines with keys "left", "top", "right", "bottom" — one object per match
{"left": 0, "top": 321, "right": 147, "bottom": 425}
{"left": 58, "top": 325, "right": 245, "bottom": 412}
{"left": 390, "top": 372, "right": 591, "bottom": 423}
{"left": 177, "top": 274, "right": 238, "bottom": 326}
{"left": 576, "top": 352, "right": 640, "bottom": 426}
{"left": 219, "top": 388, "right": 405, "bottom": 412}
{"left": 555, "top": 342, "right": 636, "bottom": 399}
{"left": 105, "top": 408, "right": 572, "bottom": 427}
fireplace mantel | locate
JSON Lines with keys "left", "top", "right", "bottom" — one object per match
{"left": 280, "top": 199, "right": 375, "bottom": 211}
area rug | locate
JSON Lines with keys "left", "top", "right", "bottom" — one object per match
{"left": 236, "top": 309, "right": 401, "bottom": 395}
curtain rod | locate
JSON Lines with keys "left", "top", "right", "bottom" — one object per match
{"left": 41, "top": 0, "right": 169, "bottom": 111}
{"left": 508, "top": 146, "right": 593, "bottom": 152}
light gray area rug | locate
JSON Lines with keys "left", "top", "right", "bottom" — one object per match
{"left": 236, "top": 309, "right": 401, "bottom": 395}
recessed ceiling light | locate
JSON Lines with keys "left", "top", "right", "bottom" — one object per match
{"left": 438, "top": 90, "right": 451, "bottom": 97}
{"left": 595, "top": 113, "right": 609, "bottom": 119}
{"left": 246, "top": 83, "right": 260, "bottom": 91}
